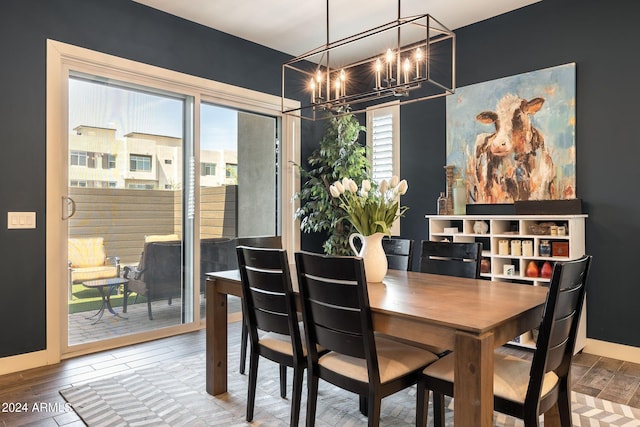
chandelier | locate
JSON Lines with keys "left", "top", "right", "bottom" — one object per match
{"left": 282, "top": 0, "right": 456, "bottom": 119}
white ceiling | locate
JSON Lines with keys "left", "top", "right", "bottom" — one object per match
{"left": 132, "top": 0, "right": 541, "bottom": 58}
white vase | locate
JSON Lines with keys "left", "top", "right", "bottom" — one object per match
{"left": 348, "top": 232, "right": 388, "bottom": 282}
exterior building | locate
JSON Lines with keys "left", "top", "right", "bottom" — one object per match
{"left": 69, "top": 125, "right": 238, "bottom": 190}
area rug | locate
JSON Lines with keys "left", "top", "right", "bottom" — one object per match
{"left": 60, "top": 327, "right": 640, "bottom": 426}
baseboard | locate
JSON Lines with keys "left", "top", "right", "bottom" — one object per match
{"left": 0, "top": 350, "right": 57, "bottom": 376}
{"left": 583, "top": 338, "right": 640, "bottom": 364}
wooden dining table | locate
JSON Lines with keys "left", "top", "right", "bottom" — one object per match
{"left": 205, "top": 268, "right": 550, "bottom": 427}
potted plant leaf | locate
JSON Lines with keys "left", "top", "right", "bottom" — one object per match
{"left": 293, "top": 108, "right": 370, "bottom": 255}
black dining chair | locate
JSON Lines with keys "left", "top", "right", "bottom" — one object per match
{"left": 236, "top": 245, "right": 305, "bottom": 426}
{"left": 419, "top": 240, "right": 482, "bottom": 279}
{"left": 234, "top": 235, "right": 283, "bottom": 375}
{"left": 416, "top": 254, "right": 591, "bottom": 427}
{"left": 295, "top": 251, "right": 439, "bottom": 427}
{"left": 382, "top": 237, "right": 415, "bottom": 271}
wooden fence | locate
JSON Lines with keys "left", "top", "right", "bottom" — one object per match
{"left": 68, "top": 186, "right": 237, "bottom": 264}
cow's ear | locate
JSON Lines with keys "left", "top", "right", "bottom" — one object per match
{"left": 523, "top": 98, "right": 545, "bottom": 114}
{"left": 476, "top": 111, "right": 498, "bottom": 124}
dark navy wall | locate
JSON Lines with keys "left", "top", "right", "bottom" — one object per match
{"left": 400, "top": 0, "right": 640, "bottom": 347}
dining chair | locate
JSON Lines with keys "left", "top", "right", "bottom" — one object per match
{"left": 382, "top": 237, "right": 415, "bottom": 271}
{"left": 234, "top": 235, "right": 283, "bottom": 375}
{"left": 419, "top": 240, "right": 482, "bottom": 279}
{"left": 416, "top": 254, "right": 591, "bottom": 427}
{"left": 236, "top": 245, "right": 305, "bottom": 426}
{"left": 295, "top": 251, "right": 439, "bottom": 427}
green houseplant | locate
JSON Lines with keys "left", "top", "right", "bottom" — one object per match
{"left": 294, "top": 109, "right": 370, "bottom": 255}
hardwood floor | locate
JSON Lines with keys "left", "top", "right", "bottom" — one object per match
{"left": 1, "top": 322, "right": 639, "bottom": 426}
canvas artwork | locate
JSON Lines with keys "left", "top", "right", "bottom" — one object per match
{"left": 446, "top": 63, "right": 576, "bottom": 204}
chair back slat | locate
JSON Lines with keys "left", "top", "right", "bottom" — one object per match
{"left": 304, "top": 275, "right": 360, "bottom": 309}
{"left": 295, "top": 251, "right": 376, "bottom": 367}
{"left": 245, "top": 267, "right": 289, "bottom": 293}
{"left": 249, "top": 286, "right": 288, "bottom": 316}
{"left": 382, "top": 238, "right": 414, "bottom": 271}
{"left": 308, "top": 298, "right": 362, "bottom": 335}
{"left": 419, "top": 241, "right": 482, "bottom": 279}
{"left": 527, "top": 255, "right": 591, "bottom": 406}
{"left": 253, "top": 306, "right": 290, "bottom": 336}
{"left": 236, "top": 236, "right": 282, "bottom": 250}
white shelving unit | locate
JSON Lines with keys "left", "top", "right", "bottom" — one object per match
{"left": 426, "top": 214, "right": 587, "bottom": 351}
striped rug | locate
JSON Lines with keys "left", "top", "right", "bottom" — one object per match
{"left": 60, "top": 327, "right": 640, "bottom": 426}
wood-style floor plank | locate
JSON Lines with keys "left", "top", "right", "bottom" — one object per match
{"left": 1, "top": 326, "right": 639, "bottom": 427}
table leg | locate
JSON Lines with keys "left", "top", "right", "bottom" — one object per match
{"left": 86, "top": 286, "right": 107, "bottom": 323}
{"left": 206, "top": 278, "right": 229, "bottom": 395}
{"left": 454, "top": 331, "right": 494, "bottom": 427}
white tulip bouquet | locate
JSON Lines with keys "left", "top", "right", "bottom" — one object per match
{"left": 329, "top": 176, "right": 409, "bottom": 236}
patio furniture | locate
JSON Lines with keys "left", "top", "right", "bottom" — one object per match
{"left": 68, "top": 237, "right": 120, "bottom": 300}
{"left": 81, "top": 277, "right": 129, "bottom": 324}
{"left": 123, "top": 240, "right": 183, "bottom": 320}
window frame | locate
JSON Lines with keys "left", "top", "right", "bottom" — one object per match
{"left": 366, "top": 101, "right": 401, "bottom": 235}
{"left": 129, "top": 154, "right": 152, "bottom": 172}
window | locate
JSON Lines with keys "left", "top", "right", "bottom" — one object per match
{"left": 87, "top": 152, "right": 97, "bottom": 169}
{"left": 130, "top": 154, "right": 152, "bottom": 171}
{"left": 164, "top": 159, "right": 172, "bottom": 165}
{"left": 70, "top": 151, "right": 87, "bottom": 167}
{"left": 127, "top": 183, "right": 155, "bottom": 190}
{"left": 201, "top": 162, "right": 216, "bottom": 176}
{"left": 102, "top": 154, "right": 116, "bottom": 169}
{"left": 226, "top": 163, "right": 237, "bottom": 179}
{"left": 367, "top": 103, "right": 399, "bottom": 184}
{"left": 367, "top": 102, "right": 400, "bottom": 234}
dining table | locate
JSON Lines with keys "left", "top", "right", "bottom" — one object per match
{"left": 205, "top": 268, "right": 551, "bottom": 427}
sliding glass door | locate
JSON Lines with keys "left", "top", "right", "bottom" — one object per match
{"left": 66, "top": 74, "right": 195, "bottom": 347}
{"left": 47, "top": 40, "right": 299, "bottom": 360}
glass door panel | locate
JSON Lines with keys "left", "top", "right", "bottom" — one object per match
{"left": 199, "top": 103, "right": 279, "bottom": 320}
{"left": 67, "top": 74, "right": 193, "bottom": 346}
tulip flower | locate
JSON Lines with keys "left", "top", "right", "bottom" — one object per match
{"left": 330, "top": 176, "right": 409, "bottom": 237}
{"left": 397, "top": 179, "right": 408, "bottom": 195}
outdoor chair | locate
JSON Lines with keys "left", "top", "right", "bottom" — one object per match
{"left": 295, "top": 251, "right": 439, "bottom": 427}
{"left": 236, "top": 246, "right": 305, "bottom": 425}
{"left": 417, "top": 255, "right": 592, "bottom": 427}
{"left": 68, "top": 237, "right": 120, "bottom": 300}
{"left": 123, "top": 240, "right": 183, "bottom": 320}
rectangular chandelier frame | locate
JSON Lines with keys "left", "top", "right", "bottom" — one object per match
{"left": 282, "top": 13, "right": 455, "bottom": 119}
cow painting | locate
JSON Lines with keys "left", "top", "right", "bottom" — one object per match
{"left": 468, "top": 93, "right": 555, "bottom": 203}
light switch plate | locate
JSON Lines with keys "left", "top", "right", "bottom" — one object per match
{"left": 7, "top": 212, "right": 36, "bottom": 229}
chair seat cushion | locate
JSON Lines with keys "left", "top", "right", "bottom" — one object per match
{"left": 68, "top": 237, "right": 107, "bottom": 268}
{"left": 422, "top": 352, "right": 559, "bottom": 403}
{"left": 259, "top": 323, "right": 320, "bottom": 357}
{"left": 318, "top": 336, "right": 438, "bottom": 384}
{"left": 71, "top": 266, "right": 119, "bottom": 283}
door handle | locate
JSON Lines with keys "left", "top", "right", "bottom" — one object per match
{"left": 62, "top": 196, "right": 76, "bottom": 220}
